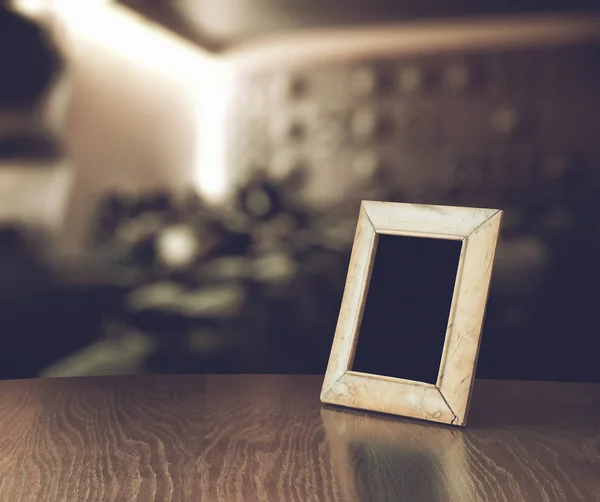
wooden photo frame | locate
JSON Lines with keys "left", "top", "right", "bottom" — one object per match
{"left": 321, "top": 201, "right": 502, "bottom": 426}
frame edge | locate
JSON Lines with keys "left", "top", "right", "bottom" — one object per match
{"left": 321, "top": 203, "right": 378, "bottom": 400}
{"left": 437, "top": 210, "right": 503, "bottom": 426}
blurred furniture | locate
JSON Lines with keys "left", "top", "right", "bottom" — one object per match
{"left": 0, "top": 5, "right": 72, "bottom": 250}
{"left": 1, "top": 374, "right": 599, "bottom": 501}
{"left": 0, "top": 7, "right": 100, "bottom": 380}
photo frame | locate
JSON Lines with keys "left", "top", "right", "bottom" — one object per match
{"left": 321, "top": 201, "right": 502, "bottom": 426}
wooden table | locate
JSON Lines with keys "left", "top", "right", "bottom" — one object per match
{"left": 1, "top": 375, "right": 599, "bottom": 501}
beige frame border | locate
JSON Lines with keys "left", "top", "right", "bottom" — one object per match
{"left": 321, "top": 201, "right": 502, "bottom": 426}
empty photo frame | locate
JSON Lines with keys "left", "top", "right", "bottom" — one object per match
{"left": 321, "top": 201, "right": 502, "bottom": 426}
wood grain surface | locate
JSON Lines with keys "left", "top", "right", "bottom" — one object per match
{"left": 0, "top": 375, "right": 599, "bottom": 501}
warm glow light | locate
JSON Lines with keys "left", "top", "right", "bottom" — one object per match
{"left": 10, "top": 0, "right": 49, "bottom": 17}
{"left": 194, "top": 60, "right": 235, "bottom": 203}
{"left": 11, "top": 0, "right": 112, "bottom": 19}
{"left": 49, "top": 1, "right": 212, "bottom": 76}
{"left": 12, "top": 0, "right": 231, "bottom": 202}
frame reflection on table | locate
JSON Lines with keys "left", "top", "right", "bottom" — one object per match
{"left": 321, "top": 407, "right": 468, "bottom": 501}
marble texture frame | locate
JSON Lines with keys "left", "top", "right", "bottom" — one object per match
{"left": 321, "top": 201, "right": 502, "bottom": 426}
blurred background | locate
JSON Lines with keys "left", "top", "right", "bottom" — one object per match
{"left": 1, "top": 0, "right": 599, "bottom": 381}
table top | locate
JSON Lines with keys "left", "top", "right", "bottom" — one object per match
{"left": 1, "top": 375, "right": 599, "bottom": 501}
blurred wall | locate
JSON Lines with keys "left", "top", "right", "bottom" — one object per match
{"left": 7, "top": 1, "right": 600, "bottom": 382}
{"left": 39, "top": 2, "right": 207, "bottom": 255}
